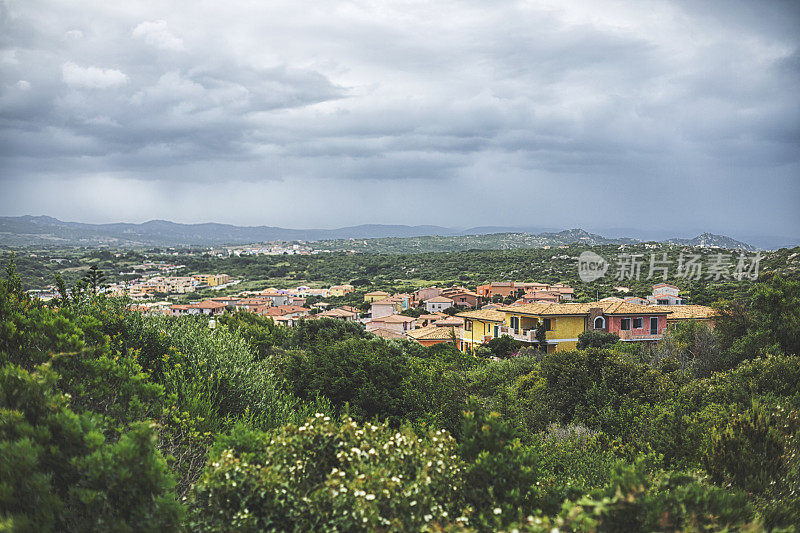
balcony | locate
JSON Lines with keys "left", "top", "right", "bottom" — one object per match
{"left": 499, "top": 325, "right": 538, "bottom": 343}
{"left": 618, "top": 330, "right": 664, "bottom": 341}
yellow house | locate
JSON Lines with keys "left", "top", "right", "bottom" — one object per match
{"left": 458, "top": 309, "right": 507, "bottom": 350}
{"left": 364, "top": 290, "right": 390, "bottom": 303}
{"left": 492, "top": 303, "right": 590, "bottom": 352}
{"left": 329, "top": 284, "right": 355, "bottom": 297}
{"left": 193, "top": 274, "right": 230, "bottom": 287}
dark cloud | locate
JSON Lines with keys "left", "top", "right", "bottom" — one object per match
{"left": 0, "top": 0, "right": 797, "bottom": 238}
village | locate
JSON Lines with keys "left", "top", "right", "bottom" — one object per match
{"left": 112, "top": 274, "right": 719, "bottom": 354}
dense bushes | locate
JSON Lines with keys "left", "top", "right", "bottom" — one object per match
{"left": 0, "top": 363, "right": 182, "bottom": 532}
{"left": 190, "top": 416, "right": 464, "bottom": 531}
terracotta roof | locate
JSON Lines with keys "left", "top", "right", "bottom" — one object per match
{"left": 425, "top": 296, "right": 455, "bottom": 303}
{"left": 417, "top": 313, "right": 447, "bottom": 320}
{"left": 370, "top": 328, "right": 406, "bottom": 339}
{"left": 457, "top": 309, "right": 507, "bottom": 322}
{"left": 366, "top": 291, "right": 390, "bottom": 296}
{"left": 662, "top": 305, "right": 719, "bottom": 320}
{"left": 320, "top": 308, "right": 357, "bottom": 318}
{"left": 406, "top": 325, "right": 461, "bottom": 341}
{"left": 236, "top": 298, "right": 269, "bottom": 305}
{"left": 372, "top": 315, "right": 417, "bottom": 323}
{"left": 196, "top": 300, "right": 227, "bottom": 309}
{"left": 435, "top": 317, "right": 465, "bottom": 326}
{"left": 279, "top": 305, "right": 310, "bottom": 313}
{"left": 498, "top": 301, "right": 672, "bottom": 316}
{"left": 262, "top": 305, "right": 310, "bottom": 316}
{"left": 446, "top": 290, "right": 480, "bottom": 298}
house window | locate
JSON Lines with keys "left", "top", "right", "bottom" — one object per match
{"left": 493, "top": 325, "right": 499, "bottom": 338}
{"left": 650, "top": 317, "right": 659, "bottom": 334}
{"left": 621, "top": 318, "right": 631, "bottom": 331}
{"left": 594, "top": 316, "right": 605, "bottom": 329}
{"left": 510, "top": 316, "right": 519, "bottom": 333}
{"left": 543, "top": 318, "right": 552, "bottom": 331}
{"left": 633, "top": 317, "right": 643, "bottom": 329}
{"left": 465, "top": 320, "right": 472, "bottom": 332}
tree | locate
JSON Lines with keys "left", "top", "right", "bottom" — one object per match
{"left": 535, "top": 322, "right": 547, "bottom": 352}
{"left": 0, "top": 363, "right": 182, "bottom": 531}
{"left": 2, "top": 252, "right": 22, "bottom": 295}
{"left": 485, "top": 335, "right": 522, "bottom": 359}
{"left": 750, "top": 274, "right": 800, "bottom": 356}
{"left": 81, "top": 264, "right": 107, "bottom": 295}
{"left": 54, "top": 272, "right": 69, "bottom": 306}
{"left": 576, "top": 330, "right": 619, "bottom": 350}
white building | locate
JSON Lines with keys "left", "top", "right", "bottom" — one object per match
{"left": 424, "top": 295, "right": 455, "bottom": 313}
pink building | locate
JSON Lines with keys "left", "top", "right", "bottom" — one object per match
{"left": 593, "top": 307, "right": 670, "bottom": 341}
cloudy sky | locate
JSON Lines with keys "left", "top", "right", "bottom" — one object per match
{"left": 1, "top": 0, "right": 798, "bottom": 238}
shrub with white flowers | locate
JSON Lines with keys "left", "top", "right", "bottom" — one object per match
{"left": 190, "top": 414, "right": 466, "bottom": 532}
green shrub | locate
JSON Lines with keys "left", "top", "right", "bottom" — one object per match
{"left": 190, "top": 415, "right": 465, "bottom": 531}
{"left": 0, "top": 362, "right": 182, "bottom": 532}
{"left": 576, "top": 330, "right": 619, "bottom": 350}
{"left": 485, "top": 335, "right": 523, "bottom": 359}
{"left": 575, "top": 464, "right": 753, "bottom": 532}
{"left": 703, "top": 405, "right": 786, "bottom": 494}
{"left": 459, "top": 403, "right": 541, "bottom": 529}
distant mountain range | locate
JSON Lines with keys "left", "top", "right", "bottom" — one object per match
{"left": 666, "top": 233, "right": 757, "bottom": 250}
{"left": 0, "top": 215, "right": 766, "bottom": 251}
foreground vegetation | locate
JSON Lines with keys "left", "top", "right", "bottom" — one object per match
{"left": 2, "top": 254, "right": 800, "bottom": 531}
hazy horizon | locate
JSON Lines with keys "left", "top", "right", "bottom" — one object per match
{"left": 1, "top": 1, "right": 798, "bottom": 236}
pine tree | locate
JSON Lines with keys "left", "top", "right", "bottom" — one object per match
{"left": 81, "top": 264, "right": 107, "bottom": 295}
{"left": 535, "top": 322, "right": 547, "bottom": 353}
{"left": 2, "top": 252, "right": 23, "bottom": 295}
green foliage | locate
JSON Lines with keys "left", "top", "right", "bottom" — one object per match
{"left": 485, "top": 334, "right": 522, "bottom": 359}
{"left": 190, "top": 415, "right": 464, "bottom": 532}
{"left": 215, "top": 311, "right": 291, "bottom": 359}
{"left": 535, "top": 322, "right": 547, "bottom": 350}
{"left": 574, "top": 464, "right": 753, "bottom": 532}
{"left": 459, "top": 402, "right": 541, "bottom": 529}
{"left": 576, "top": 330, "right": 619, "bottom": 350}
{"left": 750, "top": 274, "right": 800, "bottom": 356}
{"left": 653, "top": 320, "right": 722, "bottom": 377}
{"left": 272, "top": 337, "right": 415, "bottom": 425}
{"left": 703, "top": 405, "right": 787, "bottom": 493}
{"left": 0, "top": 363, "right": 182, "bottom": 532}
{"left": 81, "top": 264, "right": 107, "bottom": 295}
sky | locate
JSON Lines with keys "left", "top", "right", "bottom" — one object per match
{"left": 1, "top": 0, "right": 798, "bottom": 239}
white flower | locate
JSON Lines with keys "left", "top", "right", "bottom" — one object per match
{"left": 365, "top": 494, "right": 375, "bottom": 500}
{"left": 493, "top": 507, "right": 502, "bottom": 515}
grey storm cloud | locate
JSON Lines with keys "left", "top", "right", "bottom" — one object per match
{"left": 0, "top": 0, "right": 798, "bottom": 236}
